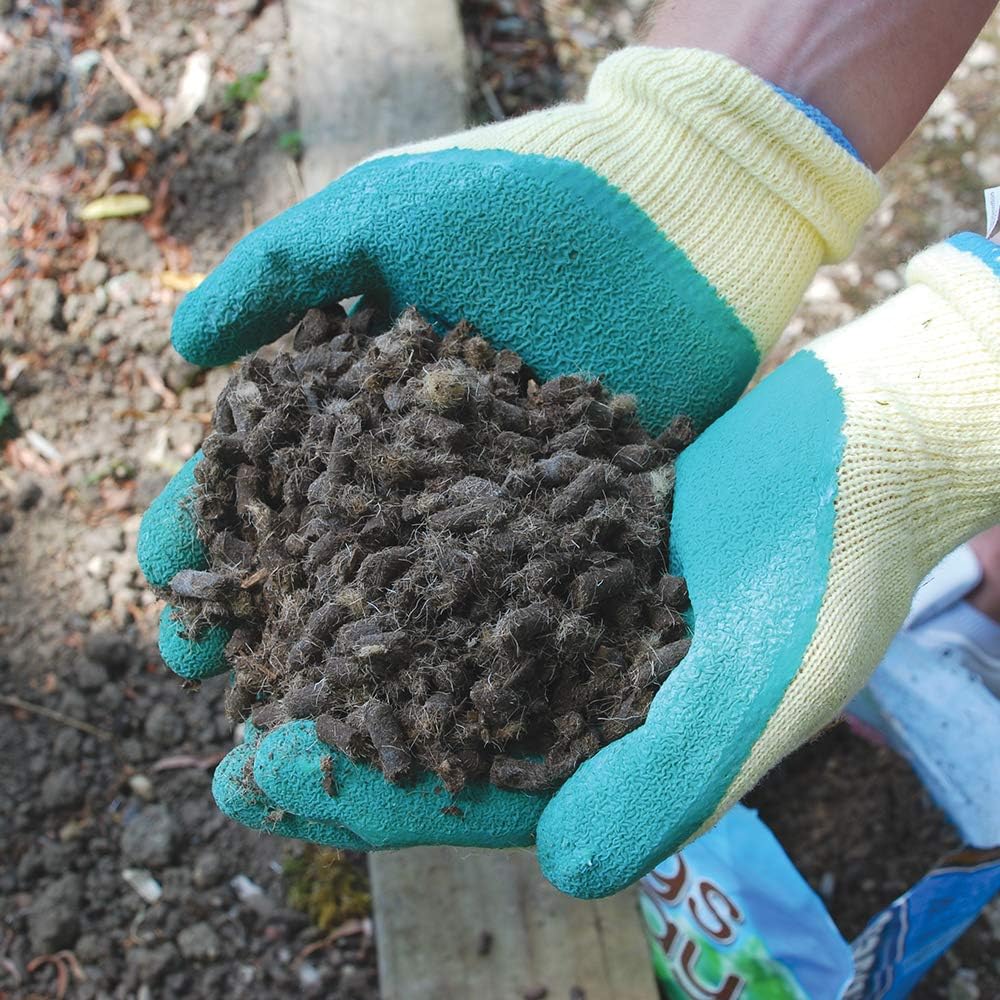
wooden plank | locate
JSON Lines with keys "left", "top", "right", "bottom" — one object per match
{"left": 370, "top": 847, "right": 657, "bottom": 1000}
{"left": 286, "top": 0, "right": 467, "bottom": 195}
{"left": 284, "top": 6, "right": 655, "bottom": 997}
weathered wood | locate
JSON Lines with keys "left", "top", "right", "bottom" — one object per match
{"left": 285, "top": 6, "right": 655, "bottom": 998}
{"left": 286, "top": 0, "right": 467, "bottom": 195}
{"left": 370, "top": 847, "right": 657, "bottom": 1000}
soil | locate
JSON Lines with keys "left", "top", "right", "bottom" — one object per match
{"left": 172, "top": 306, "right": 691, "bottom": 794}
{"left": 749, "top": 723, "right": 1000, "bottom": 998}
{"left": 2, "top": 0, "right": 998, "bottom": 995}
{"left": 748, "top": 724, "right": 961, "bottom": 941}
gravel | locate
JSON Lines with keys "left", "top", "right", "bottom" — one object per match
{"left": 121, "top": 804, "right": 180, "bottom": 869}
{"left": 28, "top": 874, "right": 82, "bottom": 952}
{"left": 177, "top": 921, "right": 223, "bottom": 961}
{"left": 98, "top": 221, "right": 163, "bottom": 273}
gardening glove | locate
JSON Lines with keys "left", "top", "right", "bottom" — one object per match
{"left": 535, "top": 233, "right": 1000, "bottom": 896}
{"left": 159, "top": 46, "right": 876, "bottom": 435}
{"left": 140, "top": 45, "right": 878, "bottom": 668}
{"left": 138, "top": 48, "right": 878, "bottom": 849}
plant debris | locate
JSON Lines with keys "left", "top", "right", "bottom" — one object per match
{"left": 169, "top": 305, "right": 693, "bottom": 794}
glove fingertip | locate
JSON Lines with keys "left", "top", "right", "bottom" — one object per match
{"left": 213, "top": 740, "right": 372, "bottom": 850}
{"left": 536, "top": 729, "right": 671, "bottom": 899}
{"left": 137, "top": 453, "right": 207, "bottom": 588}
{"left": 253, "top": 719, "right": 330, "bottom": 813}
{"left": 158, "top": 606, "right": 230, "bottom": 680}
{"left": 171, "top": 288, "right": 237, "bottom": 368}
{"left": 212, "top": 741, "right": 266, "bottom": 826}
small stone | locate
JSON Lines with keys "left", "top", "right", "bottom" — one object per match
{"left": 28, "top": 874, "right": 82, "bottom": 952}
{"left": 86, "top": 554, "right": 110, "bottom": 580}
{"left": 63, "top": 292, "right": 89, "bottom": 325}
{"left": 27, "top": 278, "right": 64, "bottom": 330}
{"left": 145, "top": 702, "right": 182, "bottom": 747}
{"left": 177, "top": 922, "right": 221, "bottom": 961}
{"left": 87, "top": 78, "right": 133, "bottom": 123}
{"left": 90, "top": 523, "right": 125, "bottom": 552}
{"left": 0, "top": 43, "right": 64, "bottom": 105}
{"left": 983, "top": 897, "right": 1000, "bottom": 937}
{"left": 872, "top": 269, "right": 902, "bottom": 294}
{"left": 192, "top": 850, "right": 225, "bottom": 888}
{"left": 78, "top": 577, "right": 112, "bottom": 616}
{"left": 76, "top": 658, "right": 108, "bottom": 693}
{"left": 40, "top": 768, "right": 84, "bottom": 811}
{"left": 15, "top": 480, "right": 43, "bottom": 511}
{"left": 122, "top": 867, "right": 163, "bottom": 903}
{"left": 84, "top": 631, "right": 136, "bottom": 674}
{"left": 948, "top": 969, "right": 980, "bottom": 1000}
{"left": 40, "top": 840, "right": 73, "bottom": 875}
{"left": 17, "top": 848, "right": 44, "bottom": 883}
{"left": 804, "top": 274, "right": 840, "bottom": 304}
{"left": 70, "top": 49, "right": 101, "bottom": 82}
{"left": 162, "top": 356, "right": 203, "bottom": 393}
{"left": 298, "top": 961, "right": 322, "bottom": 989}
{"left": 75, "top": 931, "right": 109, "bottom": 963}
{"left": 126, "top": 943, "right": 179, "bottom": 984}
{"left": 967, "top": 40, "right": 997, "bottom": 70}
{"left": 128, "top": 774, "right": 155, "bottom": 801}
{"left": 99, "top": 224, "right": 161, "bottom": 273}
{"left": 76, "top": 258, "right": 110, "bottom": 290}
{"left": 121, "top": 805, "right": 178, "bottom": 868}
{"left": 119, "top": 737, "right": 147, "bottom": 764}
{"left": 64, "top": 289, "right": 109, "bottom": 337}
{"left": 106, "top": 270, "right": 153, "bottom": 307}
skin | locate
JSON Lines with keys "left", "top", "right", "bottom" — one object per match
{"left": 642, "top": 0, "right": 998, "bottom": 169}
{"left": 968, "top": 526, "right": 1000, "bottom": 622}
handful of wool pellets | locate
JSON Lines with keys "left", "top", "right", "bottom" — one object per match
{"left": 166, "top": 305, "right": 693, "bottom": 794}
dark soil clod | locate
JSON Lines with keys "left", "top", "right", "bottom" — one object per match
{"left": 167, "top": 306, "right": 693, "bottom": 793}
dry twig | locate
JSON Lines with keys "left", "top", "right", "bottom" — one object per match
{"left": 101, "top": 49, "right": 163, "bottom": 120}
{"left": 0, "top": 694, "right": 113, "bottom": 741}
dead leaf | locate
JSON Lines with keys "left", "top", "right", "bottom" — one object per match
{"left": 79, "top": 193, "right": 151, "bottom": 220}
{"left": 159, "top": 271, "right": 206, "bottom": 292}
{"left": 101, "top": 49, "right": 162, "bottom": 121}
{"left": 162, "top": 50, "right": 212, "bottom": 135}
{"left": 121, "top": 108, "right": 161, "bottom": 133}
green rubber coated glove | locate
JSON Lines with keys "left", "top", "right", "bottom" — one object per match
{"left": 537, "top": 233, "right": 1000, "bottom": 895}
{"left": 139, "top": 48, "right": 878, "bottom": 861}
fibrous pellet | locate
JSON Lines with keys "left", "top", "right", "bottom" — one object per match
{"left": 166, "top": 305, "right": 693, "bottom": 793}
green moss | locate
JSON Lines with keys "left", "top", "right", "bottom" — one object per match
{"left": 0, "top": 392, "right": 15, "bottom": 443}
{"left": 284, "top": 845, "right": 372, "bottom": 931}
{"left": 225, "top": 69, "right": 268, "bottom": 106}
{"left": 278, "top": 130, "right": 304, "bottom": 159}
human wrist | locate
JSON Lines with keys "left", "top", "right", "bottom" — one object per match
{"left": 642, "top": 0, "right": 997, "bottom": 170}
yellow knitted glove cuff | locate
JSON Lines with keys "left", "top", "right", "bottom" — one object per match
{"left": 394, "top": 47, "right": 881, "bottom": 354}
{"left": 815, "top": 239, "right": 1000, "bottom": 558}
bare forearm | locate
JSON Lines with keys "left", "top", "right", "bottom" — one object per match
{"left": 643, "top": 0, "right": 996, "bottom": 169}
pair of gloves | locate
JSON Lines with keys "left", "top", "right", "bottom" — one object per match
{"left": 137, "top": 47, "right": 1000, "bottom": 899}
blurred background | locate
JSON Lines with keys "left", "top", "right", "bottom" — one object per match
{"left": 1, "top": 2, "right": 998, "bottom": 997}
